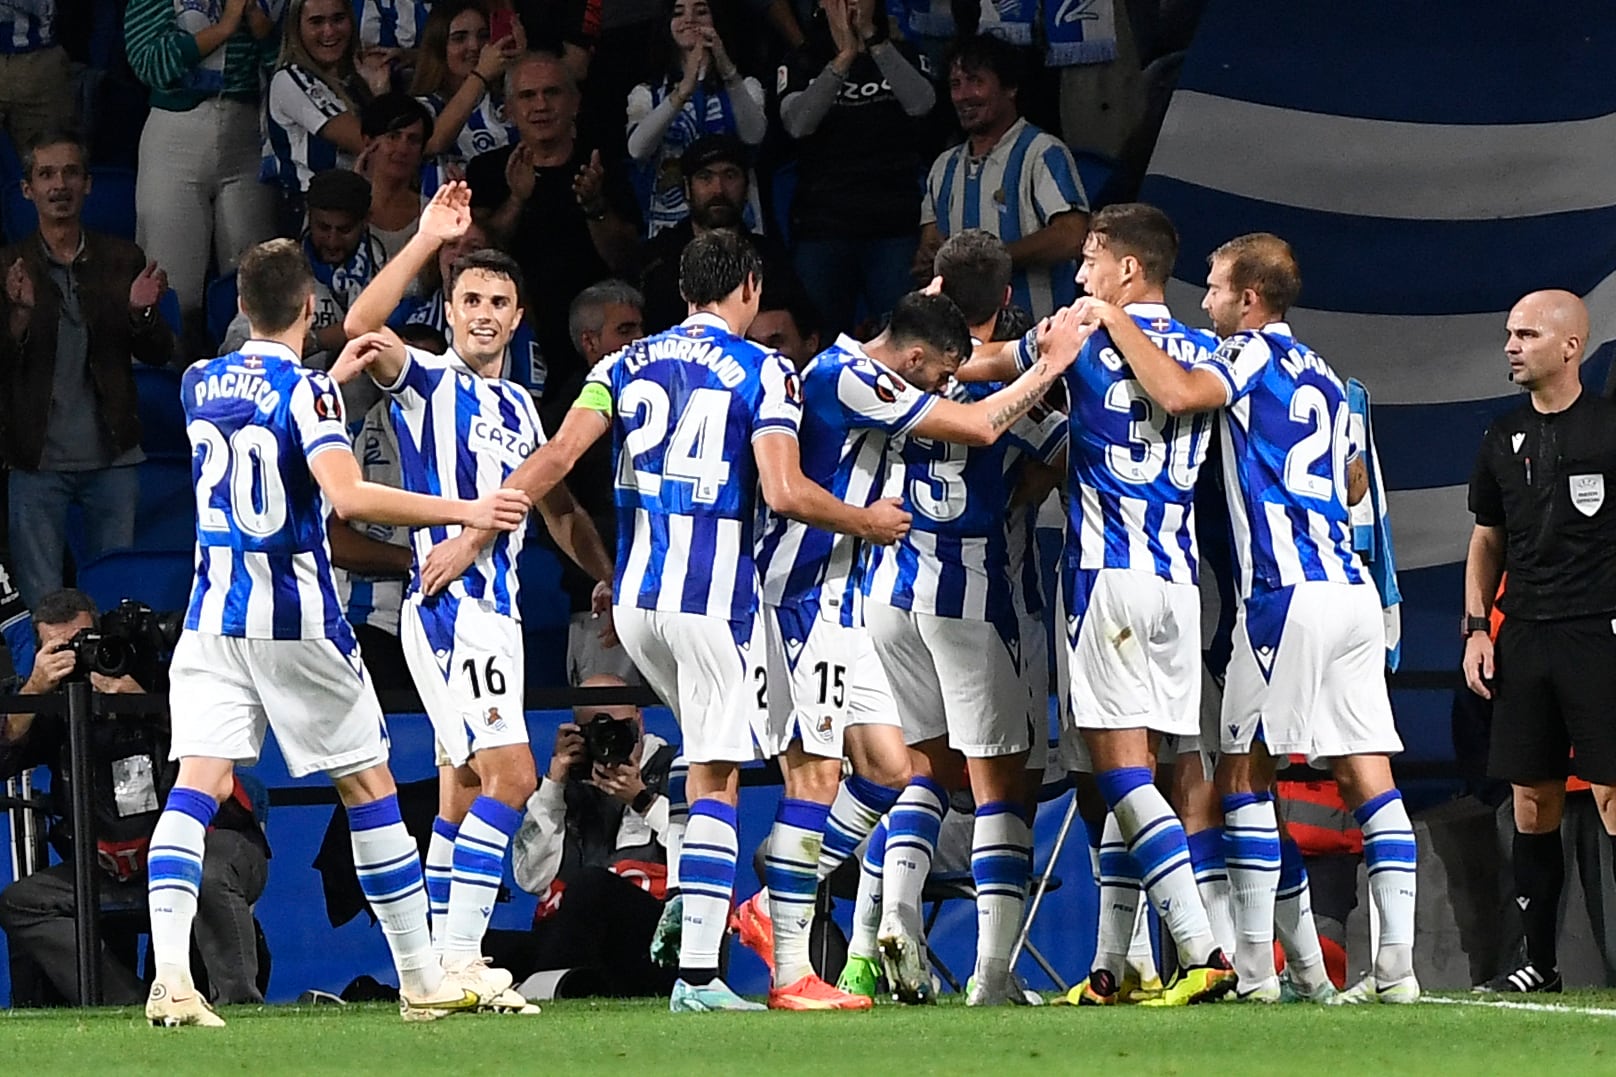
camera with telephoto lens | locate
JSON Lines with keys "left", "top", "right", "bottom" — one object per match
{"left": 66, "top": 600, "right": 184, "bottom": 690}
{"left": 570, "top": 711, "right": 638, "bottom": 779}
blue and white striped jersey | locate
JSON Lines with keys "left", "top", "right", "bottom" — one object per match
{"left": 1004, "top": 408, "right": 1068, "bottom": 621}
{"left": 384, "top": 347, "right": 545, "bottom": 616}
{"left": 922, "top": 119, "right": 1087, "bottom": 321}
{"left": 337, "top": 398, "right": 408, "bottom": 636}
{"left": 182, "top": 340, "right": 353, "bottom": 642}
{"left": 1014, "top": 302, "right": 1218, "bottom": 584}
{"left": 0, "top": 0, "right": 53, "bottom": 53}
{"left": 418, "top": 92, "right": 519, "bottom": 195}
{"left": 755, "top": 335, "right": 937, "bottom": 624}
{"left": 263, "top": 64, "right": 350, "bottom": 192}
{"left": 1192, "top": 321, "right": 1366, "bottom": 596}
{"left": 359, "top": 0, "right": 430, "bottom": 47}
{"left": 582, "top": 312, "right": 802, "bottom": 624}
{"left": 865, "top": 380, "right": 1066, "bottom": 623}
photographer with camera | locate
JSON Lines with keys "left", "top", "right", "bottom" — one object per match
{"left": 484, "top": 675, "right": 679, "bottom": 999}
{"left": 0, "top": 590, "right": 270, "bottom": 1006}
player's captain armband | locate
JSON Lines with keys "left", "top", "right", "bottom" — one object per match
{"left": 575, "top": 381, "right": 614, "bottom": 413}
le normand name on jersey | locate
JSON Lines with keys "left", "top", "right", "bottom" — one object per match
{"left": 622, "top": 332, "right": 749, "bottom": 388}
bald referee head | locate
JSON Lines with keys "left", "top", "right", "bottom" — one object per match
{"left": 1505, "top": 289, "right": 1587, "bottom": 396}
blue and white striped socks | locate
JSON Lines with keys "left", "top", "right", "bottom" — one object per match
{"left": 1098, "top": 767, "right": 1217, "bottom": 964}
{"left": 148, "top": 786, "right": 216, "bottom": 986}
{"left": 882, "top": 776, "right": 947, "bottom": 933}
{"left": 972, "top": 801, "right": 1031, "bottom": 985}
{"left": 820, "top": 775, "right": 900, "bottom": 879}
{"left": 1223, "top": 792, "right": 1281, "bottom": 986}
{"left": 679, "top": 798, "right": 739, "bottom": 981}
{"left": 1187, "top": 826, "right": 1234, "bottom": 954}
{"left": 1092, "top": 811, "right": 1141, "bottom": 979}
{"left": 1275, "top": 835, "right": 1332, "bottom": 992}
{"left": 849, "top": 818, "right": 888, "bottom": 960}
{"left": 767, "top": 798, "right": 831, "bottom": 985}
{"left": 425, "top": 817, "right": 458, "bottom": 954}
{"left": 665, "top": 757, "right": 689, "bottom": 895}
{"left": 1356, "top": 789, "right": 1417, "bottom": 983}
{"left": 350, "top": 794, "right": 439, "bottom": 996}
{"left": 443, "top": 795, "right": 521, "bottom": 970}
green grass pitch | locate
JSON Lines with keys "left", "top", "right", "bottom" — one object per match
{"left": 6, "top": 994, "right": 1616, "bottom": 1075}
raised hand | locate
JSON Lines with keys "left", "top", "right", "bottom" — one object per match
{"left": 329, "top": 332, "right": 389, "bottom": 384}
{"left": 573, "top": 150, "right": 606, "bottom": 215}
{"left": 6, "top": 258, "right": 34, "bottom": 311}
{"left": 129, "top": 261, "right": 167, "bottom": 312}
{"left": 1037, "top": 307, "right": 1095, "bottom": 373}
{"left": 504, "top": 141, "right": 537, "bottom": 202}
{"left": 357, "top": 47, "right": 398, "bottom": 96}
{"left": 418, "top": 180, "right": 472, "bottom": 244}
{"left": 702, "top": 28, "right": 737, "bottom": 79}
{"left": 861, "top": 496, "right": 912, "bottom": 545}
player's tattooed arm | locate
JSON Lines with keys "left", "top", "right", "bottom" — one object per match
{"left": 1084, "top": 298, "right": 1226, "bottom": 415}
{"left": 914, "top": 309, "right": 1087, "bottom": 446}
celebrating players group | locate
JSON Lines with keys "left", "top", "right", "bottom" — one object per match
{"left": 138, "top": 180, "right": 1419, "bottom": 1027}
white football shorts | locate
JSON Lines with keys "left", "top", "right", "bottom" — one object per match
{"left": 1064, "top": 566, "right": 1201, "bottom": 738}
{"left": 401, "top": 595, "right": 529, "bottom": 768}
{"left": 757, "top": 599, "right": 899, "bottom": 760}
{"left": 613, "top": 605, "right": 762, "bottom": 764}
{"left": 168, "top": 629, "right": 389, "bottom": 779}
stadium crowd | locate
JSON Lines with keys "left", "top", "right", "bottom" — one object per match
{"left": 0, "top": 0, "right": 1609, "bottom": 1024}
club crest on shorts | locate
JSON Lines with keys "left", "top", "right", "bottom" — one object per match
{"left": 809, "top": 715, "right": 835, "bottom": 742}
{"left": 484, "top": 706, "right": 508, "bottom": 732}
{"left": 1570, "top": 473, "right": 1604, "bottom": 516}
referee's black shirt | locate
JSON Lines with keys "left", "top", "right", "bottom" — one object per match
{"left": 1469, "top": 389, "right": 1616, "bottom": 620}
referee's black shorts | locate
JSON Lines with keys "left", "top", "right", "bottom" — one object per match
{"left": 1489, "top": 614, "right": 1616, "bottom": 786}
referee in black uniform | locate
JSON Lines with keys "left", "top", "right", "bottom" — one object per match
{"left": 1464, "top": 288, "right": 1616, "bottom": 994}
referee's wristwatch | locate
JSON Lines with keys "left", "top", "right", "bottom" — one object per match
{"left": 1462, "top": 614, "right": 1491, "bottom": 638}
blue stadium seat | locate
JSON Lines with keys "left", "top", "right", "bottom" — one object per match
{"left": 1, "top": 164, "right": 138, "bottom": 243}
{"left": 1073, "top": 150, "right": 1118, "bottom": 209}
{"left": 75, "top": 548, "right": 194, "bottom": 614}
{"left": 206, "top": 272, "right": 239, "bottom": 352}
{"left": 157, "top": 288, "right": 182, "bottom": 336}
{"left": 133, "top": 364, "right": 188, "bottom": 459}
{"left": 769, "top": 160, "right": 796, "bottom": 248}
{"left": 133, "top": 457, "right": 196, "bottom": 552}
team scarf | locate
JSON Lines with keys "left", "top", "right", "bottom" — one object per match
{"left": 304, "top": 229, "right": 387, "bottom": 311}
{"left": 1042, "top": 0, "right": 1119, "bottom": 67}
{"left": 1347, "top": 377, "right": 1403, "bottom": 671}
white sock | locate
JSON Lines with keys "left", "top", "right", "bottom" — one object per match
{"left": 665, "top": 757, "right": 688, "bottom": 895}
{"left": 1093, "top": 811, "right": 1141, "bottom": 979}
{"left": 1126, "top": 902, "right": 1157, "bottom": 983}
{"left": 1187, "top": 826, "right": 1235, "bottom": 955}
{"left": 1222, "top": 793, "right": 1281, "bottom": 986}
{"left": 1104, "top": 770, "right": 1217, "bottom": 963}
{"left": 766, "top": 798, "right": 829, "bottom": 985}
{"left": 424, "top": 818, "right": 457, "bottom": 956}
{"left": 349, "top": 795, "right": 440, "bottom": 997}
{"left": 147, "top": 786, "right": 216, "bottom": 987}
{"left": 881, "top": 777, "right": 946, "bottom": 934}
{"left": 1276, "top": 838, "right": 1331, "bottom": 993}
{"left": 819, "top": 775, "right": 897, "bottom": 879}
{"left": 1356, "top": 790, "right": 1417, "bottom": 983}
{"left": 443, "top": 796, "right": 521, "bottom": 969}
{"left": 850, "top": 819, "right": 887, "bottom": 960}
{"left": 971, "top": 802, "right": 1031, "bottom": 987}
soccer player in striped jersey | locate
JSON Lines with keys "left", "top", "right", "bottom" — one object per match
{"left": 145, "top": 239, "right": 531, "bottom": 1027}
{"left": 1086, "top": 231, "right": 1416, "bottom": 1004}
{"left": 854, "top": 232, "right": 1070, "bottom": 1007}
{"left": 750, "top": 290, "right": 1082, "bottom": 1009}
{"left": 338, "top": 185, "right": 616, "bottom": 1010}
{"left": 963, "top": 203, "right": 1236, "bottom": 1006}
{"left": 439, "top": 230, "right": 913, "bottom": 1012}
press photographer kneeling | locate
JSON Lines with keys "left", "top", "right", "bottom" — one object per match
{"left": 0, "top": 590, "right": 270, "bottom": 1006}
{"left": 484, "top": 675, "right": 679, "bottom": 1000}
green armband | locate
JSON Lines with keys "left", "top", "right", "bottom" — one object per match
{"left": 575, "top": 381, "right": 614, "bottom": 414}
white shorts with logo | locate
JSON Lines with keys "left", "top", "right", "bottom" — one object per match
{"left": 401, "top": 596, "right": 528, "bottom": 768}
{"left": 614, "top": 605, "right": 761, "bottom": 764}
{"left": 1018, "top": 607, "right": 1051, "bottom": 773}
{"left": 865, "top": 601, "right": 1029, "bottom": 758}
{"left": 1222, "top": 580, "right": 1402, "bottom": 762}
{"left": 1064, "top": 567, "right": 1202, "bottom": 739}
{"left": 168, "top": 630, "right": 389, "bottom": 780}
{"left": 758, "top": 600, "right": 900, "bottom": 760}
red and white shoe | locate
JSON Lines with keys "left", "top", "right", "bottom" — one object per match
{"left": 768, "top": 973, "right": 874, "bottom": 1011}
{"left": 730, "top": 890, "right": 775, "bottom": 975}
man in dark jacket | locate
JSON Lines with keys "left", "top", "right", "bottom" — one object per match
{"left": 0, "top": 130, "right": 173, "bottom": 607}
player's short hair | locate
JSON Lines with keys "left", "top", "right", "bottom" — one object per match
{"left": 1089, "top": 203, "right": 1179, "bottom": 286}
{"left": 568, "top": 279, "right": 645, "bottom": 351}
{"left": 886, "top": 292, "right": 972, "bottom": 363}
{"left": 22, "top": 127, "right": 87, "bottom": 178}
{"left": 360, "top": 91, "right": 435, "bottom": 144}
{"left": 32, "top": 588, "right": 97, "bottom": 633}
{"left": 1209, "top": 232, "right": 1302, "bottom": 316}
{"left": 759, "top": 283, "right": 822, "bottom": 341}
{"left": 944, "top": 33, "right": 1024, "bottom": 92}
{"left": 237, "top": 238, "right": 314, "bottom": 335}
{"left": 447, "top": 248, "right": 526, "bottom": 305}
{"left": 679, "top": 229, "right": 762, "bottom": 306}
{"left": 933, "top": 230, "right": 1012, "bottom": 327}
